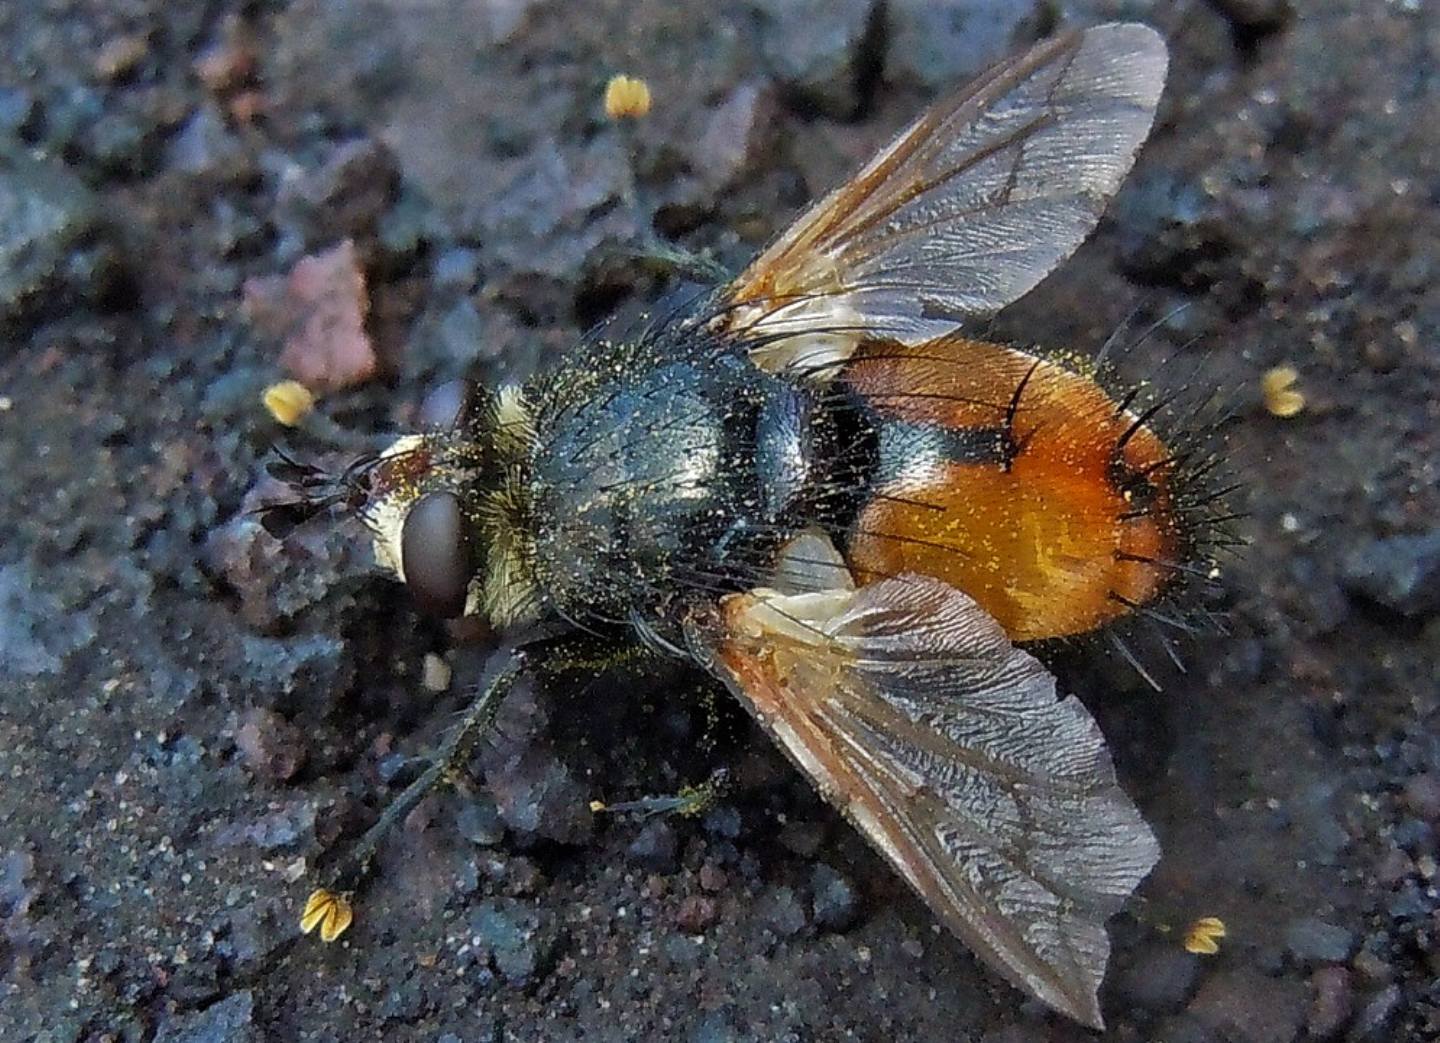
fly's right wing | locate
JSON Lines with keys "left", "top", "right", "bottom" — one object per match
{"left": 714, "top": 23, "right": 1168, "bottom": 377}
{"left": 689, "top": 573, "right": 1159, "bottom": 1027}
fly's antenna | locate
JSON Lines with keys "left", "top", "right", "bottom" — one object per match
{"left": 252, "top": 448, "right": 382, "bottom": 539}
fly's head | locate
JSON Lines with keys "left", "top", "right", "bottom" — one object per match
{"left": 358, "top": 430, "right": 488, "bottom": 619}
{"left": 261, "top": 382, "right": 540, "bottom": 626}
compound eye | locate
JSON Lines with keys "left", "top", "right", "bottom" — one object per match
{"left": 400, "top": 491, "right": 472, "bottom": 618}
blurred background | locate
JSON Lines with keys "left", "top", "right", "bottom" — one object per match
{"left": 1, "top": 1, "right": 1437, "bottom": 1040}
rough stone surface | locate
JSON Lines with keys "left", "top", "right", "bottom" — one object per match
{"left": 675, "top": 894, "right": 720, "bottom": 935}
{"left": 751, "top": 0, "right": 873, "bottom": 118}
{"left": 1187, "top": 968, "right": 1308, "bottom": 1043}
{"left": 235, "top": 707, "right": 307, "bottom": 782}
{"left": 810, "top": 863, "right": 859, "bottom": 932}
{"left": 627, "top": 818, "right": 680, "bottom": 873}
{"left": 1114, "top": 943, "right": 1200, "bottom": 1013}
{"left": 1341, "top": 532, "right": 1440, "bottom": 618}
{"left": 153, "top": 991, "right": 259, "bottom": 1043}
{"left": 0, "top": 135, "right": 99, "bottom": 320}
{"left": 761, "top": 884, "right": 809, "bottom": 938}
{"left": 1306, "top": 966, "right": 1353, "bottom": 1042}
{"left": 885, "top": 0, "right": 1034, "bottom": 91}
{"left": 1284, "top": 917, "right": 1357, "bottom": 965}
{"left": 3, "top": 1, "right": 1440, "bottom": 1040}
{"left": 470, "top": 897, "right": 561, "bottom": 988}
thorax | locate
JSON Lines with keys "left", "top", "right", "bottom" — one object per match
{"left": 523, "top": 342, "right": 834, "bottom": 631}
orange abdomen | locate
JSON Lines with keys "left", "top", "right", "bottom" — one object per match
{"left": 843, "top": 337, "right": 1184, "bottom": 643}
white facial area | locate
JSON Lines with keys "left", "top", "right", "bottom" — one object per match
{"left": 368, "top": 434, "right": 427, "bottom": 584}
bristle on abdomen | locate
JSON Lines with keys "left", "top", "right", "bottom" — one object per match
{"left": 840, "top": 336, "right": 1232, "bottom": 644}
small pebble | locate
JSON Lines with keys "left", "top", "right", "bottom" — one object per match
{"left": 702, "top": 805, "right": 742, "bottom": 839}
{"left": 1116, "top": 943, "right": 1200, "bottom": 1013}
{"left": 225, "top": 900, "right": 287, "bottom": 975}
{"left": 0, "top": 87, "right": 38, "bottom": 135}
{"left": 691, "top": 82, "right": 776, "bottom": 195}
{"left": 234, "top": 707, "right": 307, "bottom": 783}
{"left": 218, "top": 800, "right": 315, "bottom": 851}
{"left": 777, "top": 820, "right": 825, "bottom": 858}
{"left": 886, "top": 0, "right": 1031, "bottom": 91}
{"left": 166, "top": 105, "right": 244, "bottom": 176}
{"left": 456, "top": 794, "right": 506, "bottom": 847}
{"left": 1187, "top": 967, "right": 1307, "bottom": 1043}
{"left": 153, "top": 990, "right": 257, "bottom": 1043}
{"left": 627, "top": 819, "right": 679, "bottom": 874}
{"left": 810, "top": 863, "right": 858, "bottom": 932}
{"left": 95, "top": 35, "right": 150, "bottom": 82}
{"left": 1391, "top": 817, "right": 1435, "bottom": 854}
{"left": 1402, "top": 772, "right": 1440, "bottom": 821}
{"left": 1284, "top": 917, "right": 1357, "bottom": 964}
{"left": 376, "top": 750, "right": 419, "bottom": 786}
{"left": 167, "top": 960, "right": 222, "bottom": 1008}
{"left": 1347, "top": 950, "right": 1393, "bottom": 979}
{"left": 698, "top": 862, "right": 727, "bottom": 893}
{"left": 469, "top": 898, "right": 559, "bottom": 987}
{"left": 195, "top": 16, "right": 257, "bottom": 94}
{"left": 0, "top": 136, "right": 101, "bottom": 321}
{"left": 483, "top": 744, "right": 594, "bottom": 846}
{"left": 1350, "top": 984, "right": 1401, "bottom": 1040}
{"left": 243, "top": 239, "right": 376, "bottom": 393}
{"left": 421, "top": 652, "right": 451, "bottom": 692}
{"left": 762, "top": 885, "right": 807, "bottom": 937}
{"left": 423, "top": 298, "right": 488, "bottom": 371}
{"left": 1374, "top": 847, "right": 1416, "bottom": 887}
{"left": 1341, "top": 531, "right": 1440, "bottom": 619}
{"left": 675, "top": 895, "right": 719, "bottom": 934}
{"left": 432, "top": 247, "right": 481, "bottom": 290}
{"left": 417, "top": 378, "right": 477, "bottom": 430}
{"left": 752, "top": 0, "right": 872, "bottom": 118}
{"left": 501, "top": 855, "right": 544, "bottom": 897}
{"left": 1306, "top": 966, "right": 1353, "bottom": 1042}
{"left": 1350, "top": 949, "right": 1393, "bottom": 985}
{"left": 379, "top": 979, "right": 425, "bottom": 1022}
{"left": 277, "top": 137, "right": 401, "bottom": 246}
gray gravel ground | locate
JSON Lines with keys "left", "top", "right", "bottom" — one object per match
{"left": 2, "top": 1, "right": 1439, "bottom": 1040}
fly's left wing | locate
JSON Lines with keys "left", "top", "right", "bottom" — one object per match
{"left": 687, "top": 573, "right": 1159, "bottom": 1028}
{"left": 714, "top": 22, "right": 1168, "bottom": 377}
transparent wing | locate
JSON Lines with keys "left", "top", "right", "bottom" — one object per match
{"left": 688, "top": 574, "right": 1159, "bottom": 1028}
{"left": 717, "top": 22, "right": 1168, "bottom": 376}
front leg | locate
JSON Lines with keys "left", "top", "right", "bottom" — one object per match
{"left": 299, "top": 648, "right": 527, "bottom": 942}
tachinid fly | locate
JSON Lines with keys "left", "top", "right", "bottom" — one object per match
{"left": 269, "top": 23, "right": 1235, "bottom": 1028}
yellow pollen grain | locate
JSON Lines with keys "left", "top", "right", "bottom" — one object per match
{"left": 1261, "top": 365, "right": 1305, "bottom": 418}
{"left": 604, "top": 74, "right": 652, "bottom": 120}
{"left": 300, "top": 888, "right": 353, "bottom": 943}
{"left": 262, "top": 380, "right": 316, "bottom": 427}
{"left": 1183, "top": 915, "right": 1227, "bottom": 955}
